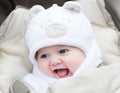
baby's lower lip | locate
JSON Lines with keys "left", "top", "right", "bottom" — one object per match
{"left": 54, "top": 69, "right": 72, "bottom": 78}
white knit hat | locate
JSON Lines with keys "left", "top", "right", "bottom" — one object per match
{"left": 25, "top": 1, "right": 97, "bottom": 65}
{"left": 24, "top": 2, "right": 102, "bottom": 93}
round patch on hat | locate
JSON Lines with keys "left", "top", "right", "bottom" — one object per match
{"left": 45, "top": 23, "right": 66, "bottom": 39}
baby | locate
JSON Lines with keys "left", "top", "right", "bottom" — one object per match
{"left": 23, "top": 1, "right": 102, "bottom": 93}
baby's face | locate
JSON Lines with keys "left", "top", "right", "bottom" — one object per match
{"left": 36, "top": 45, "right": 85, "bottom": 79}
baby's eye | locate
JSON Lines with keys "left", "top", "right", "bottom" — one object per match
{"left": 40, "top": 54, "right": 49, "bottom": 58}
{"left": 59, "top": 49, "right": 69, "bottom": 54}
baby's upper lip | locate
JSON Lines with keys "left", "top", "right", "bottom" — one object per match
{"left": 52, "top": 67, "right": 68, "bottom": 72}
{"left": 54, "top": 68, "right": 68, "bottom": 72}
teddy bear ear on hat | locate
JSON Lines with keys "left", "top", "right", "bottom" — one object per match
{"left": 29, "top": 5, "right": 45, "bottom": 18}
{"left": 63, "top": 1, "right": 81, "bottom": 12}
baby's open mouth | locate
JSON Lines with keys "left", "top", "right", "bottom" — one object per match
{"left": 54, "top": 68, "right": 72, "bottom": 78}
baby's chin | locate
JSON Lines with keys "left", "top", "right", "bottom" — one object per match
{"left": 53, "top": 68, "right": 73, "bottom": 79}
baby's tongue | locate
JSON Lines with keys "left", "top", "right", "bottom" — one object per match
{"left": 56, "top": 69, "right": 68, "bottom": 78}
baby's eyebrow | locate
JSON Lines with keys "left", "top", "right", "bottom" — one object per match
{"left": 59, "top": 47, "right": 68, "bottom": 50}
{"left": 37, "top": 50, "right": 44, "bottom": 54}
{"left": 59, "top": 45, "right": 69, "bottom": 48}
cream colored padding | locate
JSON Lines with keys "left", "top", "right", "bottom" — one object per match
{"left": 0, "top": 8, "right": 32, "bottom": 93}
{"left": 76, "top": 0, "right": 107, "bottom": 27}
{"left": 97, "top": 0, "right": 118, "bottom": 30}
{"left": 0, "top": 5, "right": 45, "bottom": 93}
{"left": 76, "top": 0, "right": 120, "bottom": 65}
{"left": 47, "top": 64, "right": 120, "bottom": 93}
{"left": 93, "top": 25, "right": 120, "bottom": 65}
{"left": 76, "top": 0, "right": 117, "bottom": 29}
{"left": 0, "top": 0, "right": 120, "bottom": 93}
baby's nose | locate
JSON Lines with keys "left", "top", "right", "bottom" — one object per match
{"left": 50, "top": 57, "right": 62, "bottom": 66}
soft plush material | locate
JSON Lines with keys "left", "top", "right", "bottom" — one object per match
{"left": 97, "top": 0, "right": 118, "bottom": 30}
{"left": 0, "top": 0, "right": 120, "bottom": 93}
{"left": 0, "top": 7, "right": 32, "bottom": 93}
{"left": 47, "top": 63, "right": 120, "bottom": 93}
{"left": 104, "top": 0, "right": 120, "bottom": 31}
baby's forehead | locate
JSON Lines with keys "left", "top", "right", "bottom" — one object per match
{"left": 37, "top": 45, "right": 69, "bottom": 51}
{"left": 37, "top": 45, "right": 83, "bottom": 53}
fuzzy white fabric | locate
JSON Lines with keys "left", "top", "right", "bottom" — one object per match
{"left": 23, "top": 1, "right": 102, "bottom": 93}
